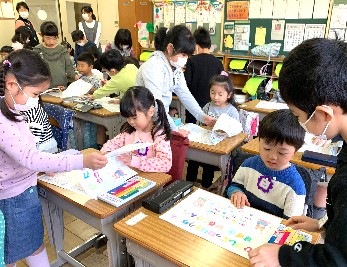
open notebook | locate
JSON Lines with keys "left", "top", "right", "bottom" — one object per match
{"left": 179, "top": 113, "right": 243, "bottom": 145}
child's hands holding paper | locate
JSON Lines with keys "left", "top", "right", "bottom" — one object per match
{"left": 231, "top": 191, "right": 250, "bottom": 208}
{"left": 83, "top": 152, "right": 108, "bottom": 170}
{"left": 203, "top": 115, "right": 216, "bottom": 127}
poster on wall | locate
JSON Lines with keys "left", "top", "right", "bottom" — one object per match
{"left": 1, "top": 2, "right": 15, "bottom": 18}
{"left": 304, "top": 24, "right": 326, "bottom": 40}
{"left": 271, "top": 20, "right": 285, "bottom": 40}
{"left": 260, "top": 0, "right": 274, "bottom": 19}
{"left": 211, "top": 1, "right": 224, "bottom": 23}
{"left": 163, "top": 2, "right": 175, "bottom": 25}
{"left": 227, "top": 1, "right": 249, "bottom": 21}
{"left": 285, "top": 0, "right": 299, "bottom": 19}
{"left": 298, "top": 0, "right": 314, "bottom": 19}
{"left": 234, "top": 24, "right": 250, "bottom": 50}
{"left": 313, "top": 0, "right": 330, "bottom": 19}
{"left": 249, "top": 0, "right": 261, "bottom": 19}
{"left": 186, "top": 1, "right": 198, "bottom": 23}
{"left": 175, "top": 2, "right": 186, "bottom": 25}
{"left": 153, "top": 3, "right": 164, "bottom": 32}
{"left": 272, "top": 0, "right": 286, "bottom": 19}
{"left": 283, "top": 23, "right": 305, "bottom": 51}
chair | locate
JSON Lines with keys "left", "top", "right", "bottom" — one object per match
{"left": 166, "top": 131, "right": 190, "bottom": 186}
{"left": 0, "top": 210, "right": 4, "bottom": 266}
{"left": 43, "top": 103, "right": 75, "bottom": 151}
{"left": 223, "top": 148, "right": 322, "bottom": 218}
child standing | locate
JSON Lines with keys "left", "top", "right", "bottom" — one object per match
{"left": 101, "top": 86, "right": 172, "bottom": 172}
{"left": 0, "top": 49, "right": 107, "bottom": 267}
{"left": 33, "top": 21, "right": 78, "bottom": 88}
{"left": 227, "top": 109, "right": 306, "bottom": 219}
{"left": 71, "top": 30, "right": 100, "bottom": 64}
{"left": 184, "top": 27, "right": 224, "bottom": 123}
{"left": 248, "top": 38, "right": 347, "bottom": 267}
{"left": 186, "top": 73, "right": 240, "bottom": 189}
{"left": 77, "top": 52, "right": 102, "bottom": 91}
{"left": 105, "top": 29, "right": 135, "bottom": 57}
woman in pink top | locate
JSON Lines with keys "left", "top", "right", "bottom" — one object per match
{"left": 101, "top": 86, "right": 172, "bottom": 172}
{"left": 0, "top": 49, "right": 107, "bottom": 267}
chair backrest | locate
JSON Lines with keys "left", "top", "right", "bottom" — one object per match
{"left": 0, "top": 210, "right": 4, "bottom": 267}
{"left": 166, "top": 131, "right": 190, "bottom": 186}
{"left": 43, "top": 103, "right": 75, "bottom": 151}
{"left": 224, "top": 148, "right": 322, "bottom": 218}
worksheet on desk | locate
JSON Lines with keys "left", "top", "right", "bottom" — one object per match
{"left": 255, "top": 100, "right": 289, "bottom": 110}
{"left": 160, "top": 189, "right": 282, "bottom": 258}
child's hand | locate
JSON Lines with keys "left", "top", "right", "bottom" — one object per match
{"left": 311, "top": 136, "right": 332, "bottom": 147}
{"left": 108, "top": 98, "right": 120, "bottom": 104}
{"left": 284, "top": 215, "right": 319, "bottom": 232}
{"left": 248, "top": 243, "right": 281, "bottom": 267}
{"left": 117, "top": 154, "right": 132, "bottom": 165}
{"left": 178, "top": 128, "right": 190, "bottom": 137}
{"left": 74, "top": 74, "right": 80, "bottom": 81}
{"left": 46, "top": 172, "right": 55, "bottom": 177}
{"left": 203, "top": 115, "right": 216, "bottom": 127}
{"left": 231, "top": 191, "right": 250, "bottom": 208}
{"left": 83, "top": 152, "right": 108, "bottom": 170}
{"left": 101, "top": 79, "right": 107, "bottom": 86}
{"left": 57, "top": 85, "right": 65, "bottom": 91}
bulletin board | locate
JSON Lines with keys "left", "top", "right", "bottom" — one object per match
{"left": 222, "top": 0, "right": 332, "bottom": 56}
{"left": 0, "top": 0, "right": 15, "bottom": 20}
{"left": 152, "top": 1, "right": 224, "bottom": 52}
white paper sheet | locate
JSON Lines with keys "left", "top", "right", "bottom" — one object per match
{"left": 234, "top": 25, "right": 251, "bottom": 51}
{"left": 313, "top": 0, "right": 330, "bottom": 19}
{"left": 175, "top": 2, "right": 186, "bottom": 24}
{"left": 298, "top": 0, "right": 314, "bottom": 19}
{"left": 160, "top": 189, "right": 282, "bottom": 259}
{"left": 164, "top": 2, "right": 175, "bottom": 24}
{"left": 283, "top": 23, "right": 305, "bottom": 51}
{"left": 1, "top": 2, "right": 15, "bottom": 18}
{"left": 298, "top": 133, "right": 343, "bottom": 156}
{"left": 93, "top": 97, "right": 120, "bottom": 113}
{"left": 304, "top": 24, "right": 326, "bottom": 40}
{"left": 105, "top": 143, "right": 154, "bottom": 159}
{"left": 271, "top": 20, "right": 285, "bottom": 40}
{"left": 285, "top": 0, "right": 299, "bottom": 19}
{"left": 53, "top": 79, "right": 92, "bottom": 98}
{"left": 330, "top": 4, "right": 347, "bottom": 29}
{"left": 249, "top": 0, "right": 261, "bottom": 18}
{"left": 255, "top": 100, "right": 289, "bottom": 110}
{"left": 272, "top": 0, "right": 286, "bottom": 18}
{"left": 186, "top": 1, "right": 198, "bottom": 23}
{"left": 260, "top": 0, "right": 274, "bottom": 18}
{"left": 328, "top": 29, "right": 346, "bottom": 40}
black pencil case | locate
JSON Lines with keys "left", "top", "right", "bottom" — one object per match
{"left": 302, "top": 150, "right": 337, "bottom": 167}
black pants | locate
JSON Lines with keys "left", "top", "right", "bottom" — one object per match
{"left": 186, "top": 160, "right": 219, "bottom": 188}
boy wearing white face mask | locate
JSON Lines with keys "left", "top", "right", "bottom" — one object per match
{"left": 15, "top": 2, "right": 39, "bottom": 48}
{"left": 71, "top": 30, "right": 100, "bottom": 65}
{"left": 105, "top": 29, "right": 135, "bottom": 57}
{"left": 136, "top": 25, "right": 216, "bottom": 132}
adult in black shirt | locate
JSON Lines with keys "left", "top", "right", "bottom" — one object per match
{"left": 15, "top": 2, "right": 39, "bottom": 48}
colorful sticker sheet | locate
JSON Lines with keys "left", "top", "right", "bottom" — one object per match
{"left": 268, "top": 224, "right": 312, "bottom": 245}
{"left": 160, "top": 189, "right": 282, "bottom": 258}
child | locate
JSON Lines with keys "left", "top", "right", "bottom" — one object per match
{"left": 84, "top": 45, "right": 102, "bottom": 71}
{"left": 11, "top": 26, "right": 31, "bottom": 50}
{"left": 71, "top": 29, "right": 100, "bottom": 64}
{"left": 91, "top": 49, "right": 138, "bottom": 99}
{"left": 248, "top": 39, "right": 347, "bottom": 267}
{"left": 61, "top": 39, "right": 74, "bottom": 66}
{"left": 33, "top": 21, "right": 78, "bottom": 88}
{"left": 105, "top": 28, "right": 135, "bottom": 57}
{"left": 227, "top": 109, "right": 306, "bottom": 219}
{"left": 101, "top": 86, "right": 172, "bottom": 172}
{"left": 186, "top": 73, "right": 240, "bottom": 189}
{"left": 0, "top": 46, "right": 13, "bottom": 61}
{"left": 0, "top": 49, "right": 107, "bottom": 267}
{"left": 184, "top": 27, "right": 224, "bottom": 123}
{"left": 76, "top": 52, "right": 102, "bottom": 91}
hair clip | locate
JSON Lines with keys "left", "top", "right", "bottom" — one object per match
{"left": 220, "top": 71, "right": 229, "bottom": 77}
{"left": 3, "top": 59, "right": 11, "bottom": 68}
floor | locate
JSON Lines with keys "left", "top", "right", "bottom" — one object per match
{"left": 16, "top": 165, "right": 221, "bottom": 267}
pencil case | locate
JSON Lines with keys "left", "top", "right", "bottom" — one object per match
{"left": 302, "top": 150, "right": 337, "bottom": 167}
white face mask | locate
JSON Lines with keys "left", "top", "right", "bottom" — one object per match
{"left": 77, "top": 41, "right": 86, "bottom": 47}
{"left": 122, "top": 45, "right": 129, "bottom": 50}
{"left": 19, "top": 11, "right": 29, "bottom": 19}
{"left": 8, "top": 82, "right": 39, "bottom": 112}
{"left": 170, "top": 56, "right": 187, "bottom": 69}
{"left": 299, "top": 109, "right": 331, "bottom": 140}
{"left": 82, "top": 13, "right": 89, "bottom": 21}
{"left": 12, "top": 42, "right": 24, "bottom": 50}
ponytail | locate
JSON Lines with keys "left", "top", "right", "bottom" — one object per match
{"left": 153, "top": 99, "right": 171, "bottom": 141}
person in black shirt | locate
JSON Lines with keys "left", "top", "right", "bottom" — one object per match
{"left": 15, "top": 2, "right": 39, "bottom": 48}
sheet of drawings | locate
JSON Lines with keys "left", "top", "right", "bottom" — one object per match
{"left": 160, "top": 189, "right": 282, "bottom": 258}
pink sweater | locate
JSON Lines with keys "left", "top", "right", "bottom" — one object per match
{"left": 0, "top": 111, "right": 83, "bottom": 199}
{"left": 101, "top": 131, "right": 172, "bottom": 172}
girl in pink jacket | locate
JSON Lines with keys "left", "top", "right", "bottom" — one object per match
{"left": 101, "top": 86, "right": 172, "bottom": 172}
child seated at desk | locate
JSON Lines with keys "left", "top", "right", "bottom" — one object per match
{"left": 227, "top": 109, "right": 306, "bottom": 219}
{"left": 186, "top": 73, "right": 240, "bottom": 189}
{"left": 76, "top": 52, "right": 102, "bottom": 92}
{"left": 101, "top": 86, "right": 172, "bottom": 172}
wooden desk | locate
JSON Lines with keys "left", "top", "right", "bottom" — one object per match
{"left": 186, "top": 133, "right": 247, "bottom": 183}
{"left": 239, "top": 99, "right": 275, "bottom": 121}
{"left": 114, "top": 207, "right": 321, "bottom": 267}
{"left": 242, "top": 138, "right": 335, "bottom": 178}
{"left": 41, "top": 94, "right": 124, "bottom": 148}
{"left": 38, "top": 154, "right": 171, "bottom": 267}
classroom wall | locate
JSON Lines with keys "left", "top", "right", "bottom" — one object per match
{"left": 0, "top": 20, "right": 15, "bottom": 47}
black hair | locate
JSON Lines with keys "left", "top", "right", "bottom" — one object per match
{"left": 193, "top": 27, "right": 211, "bottom": 49}
{"left": 84, "top": 45, "right": 100, "bottom": 60}
{"left": 259, "top": 109, "right": 305, "bottom": 151}
{"left": 0, "top": 49, "right": 52, "bottom": 122}
{"left": 40, "top": 21, "right": 59, "bottom": 37}
{"left": 81, "top": 6, "right": 96, "bottom": 20}
{"left": 77, "top": 52, "right": 94, "bottom": 66}
{"left": 120, "top": 86, "right": 171, "bottom": 141}
{"left": 280, "top": 38, "right": 347, "bottom": 115}
{"left": 11, "top": 26, "right": 31, "bottom": 47}
{"left": 123, "top": 56, "right": 139, "bottom": 68}
{"left": 156, "top": 25, "right": 195, "bottom": 55}
{"left": 114, "top": 29, "right": 132, "bottom": 50}
{"left": 16, "top": 1, "right": 29, "bottom": 12}
{"left": 0, "top": 46, "right": 13, "bottom": 54}
{"left": 99, "top": 49, "right": 124, "bottom": 71}
{"left": 209, "top": 75, "right": 239, "bottom": 109}
{"left": 71, "top": 30, "right": 84, "bottom": 42}
{"left": 154, "top": 27, "right": 167, "bottom": 51}
{"left": 61, "top": 38, "right": 74, "bottom": 56}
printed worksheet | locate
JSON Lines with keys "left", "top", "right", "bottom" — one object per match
{"left": 304, "top": 24, "right": 326, "bottom": 40}
{"left": 160, "top": 189, "right": 283, "bottom": 258}
{"left": 283, "top": 23, "right": 305, "bottom": 51}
